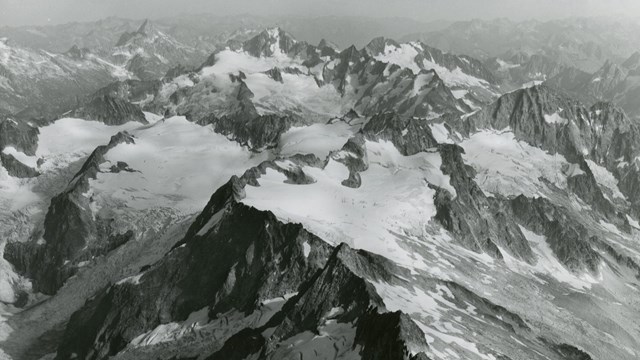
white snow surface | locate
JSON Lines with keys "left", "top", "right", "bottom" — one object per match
{"left": 372, "top": 42, "right": 490, "bottom": 89}
{"left": 198, "top": 49, "right": 350, "bottom": 118}
{"left": 36, "top": 118, "right": 142, "bottom": 172}
{"left": 461, "top": 129, "right": 576, "bottom": 197}
{"left": 429, "top": 123, "right": 455, "bottom": 144}
{"left": 374, "top": 43, "right": 422, "bottom": 74}
{"left": 242, "top": 139, "right": 455, "bottom": 269}
{"left": 278, "top": 120, "right": 362, "bottom": 159}
{"left": 543, "top": 111, "right": 568, "bottom": 125}
{"left": 90, "top": 116, "right": 268, "bottom": 213}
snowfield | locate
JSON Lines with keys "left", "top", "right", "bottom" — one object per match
{"left": 278, "top": 120, "right": 364, "bottom": 159}
{"left": 460, "top": 129, "right": 578, "bottom": 197}
{"left": 90, "top": 116, "right": 268, "bottom": 212}
{"left": 243, "top": 139, "right": 454, "bottom": 270}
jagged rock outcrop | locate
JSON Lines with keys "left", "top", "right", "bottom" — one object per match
{"left": 54, "top": 177, "right": 334, "bottom": 359}
{"left": 365, "top": 37, "right": 497, "bottom": 85}
{"left": 241, "top": 154, "right": 323, "bottom": 186}
{"left": 53, "top": 172, "right": 435, "bottom": 360}
{"left": 508, "top": 195, "right": 601, "bottom": 273}
{"left": 435, "top": 144, "right": 534, "bottom": 263}
{"left": 361, "top": 112, "right": 439, "bottom": 155}
{"left": 92, "top": 79, "right": 163, "bottom": 105}
{"left": 0, "top": 152, "right": 39, "bottom": 178}
{"left": 458, "top": 85, "right": 640, "bottom": 219}
{"left": 331, "top": 135, "right": 369, "bottom": 188}
{"left": 0, "top": 117, "right": 39, "bottom": 156}
{"left": 4, "top": 132, "right": 136, "bottom": 295}
{"left": 203, "top": 113, "right": 294, "bottom": 151}
{"left": 64, "top": 45, "right": 91, "bottom": 60}
{"left": 151, "top": 28, "right": 476, "bottom": 122}
{"left": 242, "top": 27, "right": 297, "bottom": 58}
{"left": 354, "top": 310, "right": 432, "bottom": 360}
{"left": 459, "top": 85, "right": 586, "bottom": 160}
{"left": 206, "top": 243, "right": 429, "bottom": 360}
{"left": 69, "top": 94, "right": 148, "bottom": 125}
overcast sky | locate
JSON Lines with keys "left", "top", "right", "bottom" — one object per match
{"left": 1, "top": 0, "right": 639, "bottom": 26}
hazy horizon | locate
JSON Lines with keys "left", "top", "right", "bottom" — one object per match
{"left": 1, "top": 0, "right": 640, "bottom": 27}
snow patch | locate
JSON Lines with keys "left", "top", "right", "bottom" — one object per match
{"left": 461, "top": 130, "right": 574, "bottom": 197}
{"left": 543, "top": 111, "right": 568, "bottom": 125}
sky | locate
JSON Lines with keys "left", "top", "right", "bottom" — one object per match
{"left": 1, "top": 0, "right": 640, "bottom": 26}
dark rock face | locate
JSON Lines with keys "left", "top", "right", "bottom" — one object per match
{"left": 460, "top": 85, "right": 584, "bottom": 159}
{"left": 331, "top": 135, "right": 369, "bottom": 188}
{"left": 4, "top": 132, "right": 136, "bottom": 295}
{"left": 354, "top": 310, "right": 432, "bottom": 360}
{"left": 206, "top": 243, "right": 428, "bottom": 360}
{"left": 55, "top": 177, "right": 334, "bottom": 359}
{"left": 64, "top": 45, "right": 92, "bottom": 60}
{"left": 241, "top": 154, "right": 323, "bottom": 187}
{"left": 461, "top": 85, "right": 640, "bottom": 216}
{"left": 362, "top": 112, "right": 439, "bottom": 155}
{"left": 206, "top": 114, "right": 294, "bottom": 151}
{"left": 92, "top": 79, "right": 163, "bottom": 105}
{"left": 548, "top": 343, "right": 593, "bottom": 360}
{"left": 69, "top": 94, "right": 148, "bottom": 125}
{"left": 0, "top": 117, "right": 40, "bottom": 156}
{"left": 509, "top": 195, "right": 601, "bottom": 273}
{"left": 270, "top": 243, "right": 387, "bottom": 340}
{"left": 53, "top": 173, "right": 432, "bottom": 360}
{"left": 242, "top": 28, "right": 297, "bottom": 58}
{"left": 264, "top": 67, "right": 283, "bottom": 83}
{"left": 0, "top": 152, "right": 39, "bottom": 178}
{"left": 435, "top": 144, "right": 534, "bottom": 263}
{"left": 566, "top": 159, "right": 618, "bottom": 220}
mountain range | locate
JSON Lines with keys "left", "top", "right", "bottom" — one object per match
{"left": 0, "top": 15, "right": 639, "bottom": 360}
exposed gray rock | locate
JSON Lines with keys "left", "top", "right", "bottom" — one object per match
{"left": 69, "top": 94, "right": 148, "bottom": 125}
{"left": 508, "top": 195, "right": 601, "bottom": 273}
{"left": 0, "top": 117, "right": 39, "bottom": 156}
{"left": 361, "top": 112, "right": 439, "bottom": 155}
{"left": 0, "top": 152, "right": 39, "bottom": 178}
{"left": 205, "top": 113, "right": 294, "bottom": 151}
{"left": 354, "top": 310, "right": 432, "bottom": 360}
{"left": 54, "top": 177, "right": 333, "bottom": 359}
{"left": 435, "top": 144, "right": 534, "bottom": 263}
{"left": 4, "top": 132, "right": 136, "bottom": 295}
{"left": 331, "top": 135, "right": 369, "bottom": 188}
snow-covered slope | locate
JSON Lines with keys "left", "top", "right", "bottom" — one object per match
{"left": 89, "top": 116, "right": 268, "bottom": 212}
{"left": 365, "top": 37, "right": 499, "bottom": 106}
